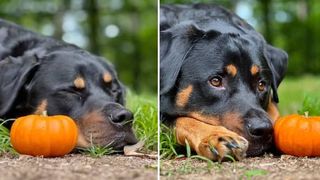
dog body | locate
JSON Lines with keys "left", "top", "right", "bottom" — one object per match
{"left": 160, "top": 4, "right": 288, "bottom": 161}
{"left": 0, "top": 19, "right": 137, "bottom": 150}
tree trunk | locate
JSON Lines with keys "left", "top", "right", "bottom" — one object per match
{"left": 53, "top": 0, "right": 69, "bottom": 40}
{"left": 261, "top": 0, "right": 272, "bottom": 43}
{"left": 87, "top": 0, "right": 100, "bottom": 55}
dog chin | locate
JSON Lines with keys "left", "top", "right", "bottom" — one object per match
{"left": 110, "top": 131, "right": 138, "bottom": 150}
{"left": 76, "top": 129, "right": 137, "bottom": 150}
{"left": 246, "top": 143, "right": 272, "bottom": 157}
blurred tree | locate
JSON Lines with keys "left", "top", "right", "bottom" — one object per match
{"left": 260, "top": 0, "right": 272, "bottom": 43}
{"left": 86, "top": 0, "right": 100, "bottom": 54}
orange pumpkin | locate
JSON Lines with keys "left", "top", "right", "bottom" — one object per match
{"left": 274, "top": 113, "right": 320, "bottom": 157}
{"left": 10, "top": 111, "right": 78, "bottom": 157}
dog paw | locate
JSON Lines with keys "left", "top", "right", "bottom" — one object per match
{"left": 197, "top": 131, "right": 249, "bottom": 162}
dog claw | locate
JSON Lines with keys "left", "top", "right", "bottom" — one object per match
{"left": 209, "top": 145, "right": 219, "bottom": 156}
{"left": 226, "top": 141, "right": 239, "bottom": 149}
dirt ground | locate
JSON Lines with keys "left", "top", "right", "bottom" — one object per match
{"left": 0, "top": 154, "right": 157, "bottom": 180}
{"left": 161, "top": 154, "right": 320, "bottom": 180}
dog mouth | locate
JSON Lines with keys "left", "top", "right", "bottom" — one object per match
{"left": 246, "top": 137, "right": 273, "bottom": 157}
{"left": 78, "top": 129, "right": 138, "bottom": 150}
{"left": 76, "top": 115, "right": 138, "bottom": 150}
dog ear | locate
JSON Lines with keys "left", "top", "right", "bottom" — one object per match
{"left": 161, "top": 23, "right": 219, "bottom": 95}
{"left": 265, "top": 45, "right": 288, "bottom": 103}
{"left": 0, "top": 55, "right": 40, "bottom": 116}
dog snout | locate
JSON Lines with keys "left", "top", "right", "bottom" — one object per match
{"left": 102, "top": 103, "right": 134, "bottom": 124}
{"left": 111, "top": 109, "right": 133, "bottom": 124}
{"left": 246, "top": 118, "right": 273, "bottom": 139}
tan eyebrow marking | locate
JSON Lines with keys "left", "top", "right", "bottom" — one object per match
{"left": 225, "top": 64, "right": 237, "bottom": 77}
{"left": 103, "top": 72, "right": 112, "bottom": 83}
{"left": 176, "top": 85, "right": 193, "bottom": 108}
{"left": 250, "top": 65, "right": 260, "bottom": 76}
{"left": 73, "top": 76, "right": 85, "bottom": 89}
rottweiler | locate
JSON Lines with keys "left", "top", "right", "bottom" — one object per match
{"left": 160, "top": 4, "right": 288, "bottom": 161}
{"left": 0, "top": 19, "right": 137, "bottom": 150}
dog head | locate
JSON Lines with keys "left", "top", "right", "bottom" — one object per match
{"left": 0, "top": 50, "right": 137, "bottom": 150}
{"left": 160, "top": 22, "right": 288, "bottom": 156}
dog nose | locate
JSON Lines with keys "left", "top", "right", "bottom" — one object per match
{"left": 111, "top": 109, "right": 133, "bottom": 123}
{"left": 246, "top": 119, "right": 273, "bottom": 138}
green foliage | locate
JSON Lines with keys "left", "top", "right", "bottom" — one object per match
{"left": 241, "top": 169, "right": 268, "bottom": 180}
{"left": 0, "top": 120, "right": 17, "bottom": 155}
{"left": 298, "top": 96, "right": 320, "bottom": 116}
{"left": 278, "top": 75, "right": 320, "bottom": 115}
{"left": 77, "top": 145, "right": 116, "bottom": 158}
{"left": 127, "top": 92, "right": 158, "bottom": 151}
{"left": 161, "top": 141, "right": 217, "bottom": 176}
{"left": 160, "top": 124, "right": 183, "bottom": 159}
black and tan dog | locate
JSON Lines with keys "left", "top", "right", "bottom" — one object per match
{"left": 0, "top": 19, "right": 137, "bottom": 150}
{"left": 160, "top": 4, "right": 288, "bottom": 161}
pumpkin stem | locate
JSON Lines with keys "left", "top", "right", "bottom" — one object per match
{"left": 304, "top": 111, "right": 309, "bottom": 118}
{"left": 42, "top": 111, "right": 48, "bottom": 117}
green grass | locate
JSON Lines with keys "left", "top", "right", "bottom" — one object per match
{"left": 241, "top": 169, "right": 268, "bottom": 180}
{"left": 77, "top": 145, "right": 116, "bottom": 158}
{"left": 278, "top": 75, "right": 320, "bottom": 115}
{"left": 0, "top": 92, "right": 157, "bottom": 156}
{"left": 160, "top": 124, "right": 181, "bottom": 159}
{"left": 0, "top": 120, "right": 17, "bottom": 155}
{"left": 127, "top": 91, "right": 158, "bottom": 152}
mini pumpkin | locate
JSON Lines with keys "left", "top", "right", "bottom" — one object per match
{"left": 10, "top": 111, "right": 78, "bottom": 157}
{"left": 274, "top": 112, "right": 320, "bottom": 157}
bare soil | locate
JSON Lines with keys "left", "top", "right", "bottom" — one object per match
{"left": 0, "top": 154, "right": 157, "bottom": 180}
{"left": 161, "top": 154, "right": 320, "bottom": 180}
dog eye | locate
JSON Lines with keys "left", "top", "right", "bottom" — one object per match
{"left": 60, "top": 89, "right": 83, "bottom": 97}
{"left": 257, "top": 80, "right": 266, "bottom": 92}
{"left": 209, "top": 76, "right": 223, "bottom": 87}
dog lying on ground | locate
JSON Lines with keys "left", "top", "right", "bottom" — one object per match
{"left": 160, "top": 4, "right": 288, "bottom": 161}
{"left": 0, "top": 19, "right": 137, "bottom": 150}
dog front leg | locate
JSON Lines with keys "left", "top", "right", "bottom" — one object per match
{"left": 175, "top": 117, "right": 249, "bottom": 162}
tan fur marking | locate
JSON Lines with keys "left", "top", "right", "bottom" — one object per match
{"left": 34, "top": 99, "right": 48, "bottom": 115}
{"left": 226, "top": 64, "right": 237, "bottom": 77}
{"left": 77, "top": 111, "right": 113, "bottom": 147}
{"left": 189, "top": 112, "right": 245, "bottom": 137}
{"left": 103, "top": 72, "right": 112, "bottom": 83}
{"left": 74, "top": 76, "right": 85, "bottom": 89}
{"left": 221, "top": 112, "right": 244, "bottom": 136}
{"left": 250, "top": 65, "right": 260, "bottom": 76}
{"left": 188, "top": 112, "right": 221, "bottom": 126}
{"left": 76, "top": 129, "right": 90, "bottom": 148}
{"left": 267, "top": 97, "right": 280, "bottom": 124}
{"left": 176, "top": 85, "right": 193, "bottom": 107}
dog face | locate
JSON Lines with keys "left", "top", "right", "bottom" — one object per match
{"left": 160, "top": 23, "right": 288, "bottom": 156}
{"left": 0, "top": 51, "right": 137, "bottom": 150}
